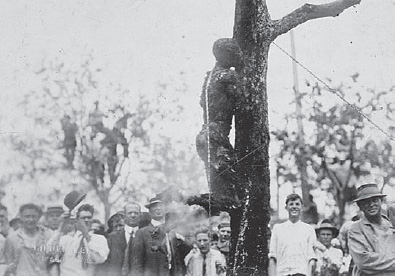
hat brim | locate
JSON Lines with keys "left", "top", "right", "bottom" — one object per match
{"left": 145, "top": 200, "right": 163, "bottom": 209}
{"left": 315, "top": 227, "right": 339, "bottom": 238}
{"left": 353, "top": 194, "right": 386, "bottom": 202}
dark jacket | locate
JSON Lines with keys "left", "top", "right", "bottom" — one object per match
{"left": 130, "top": 223, "right": 169, "bottom": 276}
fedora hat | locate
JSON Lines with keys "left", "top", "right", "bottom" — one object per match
{"left": 316, "top": 220, "right": 339, "bottom": 237}
{"left": 353, "top": 183, "right": 386, "bottom": 202}
{"left": 145, "top": 197, "right": 163, "bottom": 209}
{"left": 64, "top": 191, "right": 87, "bottom": 211}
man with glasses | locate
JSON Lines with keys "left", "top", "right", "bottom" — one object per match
{"left": 48, "top": 204, "right": 109, "bottom": 276}
{"left": 348, "top": 184, "right": 395, "bottom": 275}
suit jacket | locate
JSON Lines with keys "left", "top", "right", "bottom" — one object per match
{"left": 130, "top": 223, "right": 169, "bottom": 276}
{"left": 165, "top": 230, "right": 192, "bottom": 276}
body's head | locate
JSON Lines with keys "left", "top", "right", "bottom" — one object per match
{"left": 124, "top": 203, "right": 141, "bottom": 227}
{"left": 77, "top": 204, "right": 94, "bottom": 231}
{"left": 45, "top": 206, "right": 64, "bottom": 230}
{"left": 354, "top": 184, "right": 386, "bottom": 222}
{"left": 9, "top": 217, "right": 21, "bottom": 231}
{"left": 285, "top": 194, "right": 303, "bottom": 222}
{"left": 20, "top": 203, "right": 43, "bottom": 231}
{"left": 212, "top": 38, "right": 243, "bottom": 70}
{"left": 195, "top": 228, "right": 211, "bottom": 255}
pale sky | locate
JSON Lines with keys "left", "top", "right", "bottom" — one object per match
{"left": 0, "top": 0, "right": 394, "bottom": 217}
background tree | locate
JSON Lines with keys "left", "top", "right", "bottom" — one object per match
{"left": 8, "top": 56, "right": 205, "bottom": 222}
{"left": 273, "top": 79, "right": 395, "bottom": 224}
{"left": 198, "top": 0, "right": 363, "bottom": 274}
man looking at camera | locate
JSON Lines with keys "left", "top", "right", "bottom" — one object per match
{"left": 268, "top": 194, "right": 317, "bottom": 276}
{"left": 348, "top": 184, "right": 395, "bottom": 275}
{"left": 49, "top": 204, "right": 109, "bottom": 276}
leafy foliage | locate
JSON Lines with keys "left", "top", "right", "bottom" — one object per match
{"left": 272, "top": 78, "right": 395, "bottom": 221}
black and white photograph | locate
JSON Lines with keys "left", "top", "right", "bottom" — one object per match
{"left": 0, "top": 0, "right": 394, "bottom": 275}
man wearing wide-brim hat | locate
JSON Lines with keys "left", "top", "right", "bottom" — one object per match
{"left": 130, "top": 197, "right": 169, "bottom": 276}
{"left": 314, "top": 220, "right": 343, "bottom": 276}
{"left": 348, "top": 183, "right": 395, "bottom": 276}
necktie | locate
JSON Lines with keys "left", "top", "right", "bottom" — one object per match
{"left": 202, "top": 254, "right": 206, "bottom": 276}
{"left": 76, "top": 237, "right": 89, "bottom": 270}
{"left": 122, "top": 231, "right": 134, "bottom": 276}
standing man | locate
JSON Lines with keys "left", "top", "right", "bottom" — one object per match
{"left": 5, "top": 203, "right": 52, "bottom": 276}
{"left": 212, "top": 220, "right": 231, "bottom": 263}
{"left": 314, "top": 220, "right": 343, "bottom": 276}
{"left": 348, "top": 184, "right": 395, "bottom": 275}
{"left": 130, "top": 197, "right": 168, "bottom": 276}
{"left": 49, "top": 204, "right": 109, "bottom": 276}
{"left": 269, "top": 194, "right": 317, "bottom": 276}
{"left": 105, "top": 203, "right": 141, "bottom": 276}
{"left": 186, "top": 228, "right": 226, "bottom": 276}
{"left": 0, "top": 205, "right": 9, "bottom": 238}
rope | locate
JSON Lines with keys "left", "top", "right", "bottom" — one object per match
{"left": 272, "top": 41, "right": 395, "bottom": 142}
{"left": 203, "top": 70, "right": 214, "bottom": 230}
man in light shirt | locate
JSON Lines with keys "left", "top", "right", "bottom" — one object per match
{"left": 49, "top": 204, "right": 109, "bottom": 276}
{"left": 269, "top": 194, "right": 317, "bottom": 276}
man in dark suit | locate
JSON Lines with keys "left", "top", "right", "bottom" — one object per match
{"left": 130, "top": 197, "right": 169, "bottom": 276}
{"left": 105, "top": 203, "right": 141, "bottom": 276}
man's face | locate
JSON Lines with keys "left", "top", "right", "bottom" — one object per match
{"left": 113, "top": 218, "right": 125, "bottom": 232}
{"left": 78, "top": 211, "right": 93, "bottom": 230}
{"left": 359, "top": 197, "right": 382, "bottom": 219}
{"left": 196, "top": 233, "right": 210, "bottom": 254}
{"left": 21, "top": 209, "right": 40, "bottom": 230}
{"left": 219, "top": 226, "right": 231, "bottom": 242}
{"left": 285, "top": 198, "right": 302, "bottom": 219}
{"left": 149, "top": 203, "right": 165, "bottom": 221}
{"left": 46, "top": 212, "right": 62, "bottom": 230}
{"left": 318, "top": 229, "right": 333, "bottom": 248}
{"left": 125, "top": 204, "right": 141, "bottom": 227}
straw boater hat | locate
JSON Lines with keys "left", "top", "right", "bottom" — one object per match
{"left": 145, "top": 197, "right": 163, "bottom": 209}
{"left": 46, "top": 205, "right": 64, "bottom": 215}
{"left": 315, "top": 219, "right": 339, "bottom": 237}
{"left": 353, "top": 183, "right": 386, "bottom": 202}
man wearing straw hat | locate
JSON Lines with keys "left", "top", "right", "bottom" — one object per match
{"left": 314, "top": 220, "right": 343, "bottom": 276}
{"left": 348, "top": 183, "right": 395, "bottom": 276}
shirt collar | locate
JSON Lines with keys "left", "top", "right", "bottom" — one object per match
{"left": 125, "top": 224, "right": 138, "bottom": 234}
{"left": 151, "top": 219, "right": 164, "bottom": 227}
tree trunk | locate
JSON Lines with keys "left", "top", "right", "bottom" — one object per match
{"left": 200, "top": 0, "right": 361, "bottom": 274}
{"left": 229, "top": 2, "right": 272, "bottom": 275}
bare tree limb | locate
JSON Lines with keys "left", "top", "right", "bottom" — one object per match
{"left": 271, "top": 0, "right": 361, "bottom": 39}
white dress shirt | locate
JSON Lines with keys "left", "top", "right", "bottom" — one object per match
{"left": 57, "top": 231, "right": 109, "bottom": 276}
{"left": 269, "top": 220, "right": 317, "bottom": 276}
{"left": 124, "top": 225, "right": 138, "bottom": 243}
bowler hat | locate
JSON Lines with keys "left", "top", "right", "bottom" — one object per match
{"left": 145, "top": 197, "right": 163, "bottom": 209}
{"left": 64, "top": 191, "right": 87, "bottom": 211}
{"left": 315, "top": 220, "right": 339, "bottom": 237}
{"left": 353, "top": 184, "right": 386, "bottom": 202}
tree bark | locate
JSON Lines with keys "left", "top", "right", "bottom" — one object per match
{"left": 226, "top": 0, "right": 362, "bottom": 274}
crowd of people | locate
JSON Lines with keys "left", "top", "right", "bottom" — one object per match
{"left": 0, "top": 194, "right": 230, "bottom": 276}
{"left": 0, "top": 183, "right": 394, "bottom": 276}
{"left": 269, "top": 183, "right": 395, "bottom": 276}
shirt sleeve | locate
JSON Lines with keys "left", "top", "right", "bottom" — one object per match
{"left": 268, "top": 224, "right": 278, "bottom": 259}
{"left": 307, "top": 226, "right": 317, "bottom": 261}
{"left": 348, "top": 223, "right": 395, "bottom": 274}
{"left": 86, "top": 234, "right": 109, "bottom": 264}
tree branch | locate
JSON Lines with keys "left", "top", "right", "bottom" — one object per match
{"left": 271, "top": 0, "right": 361, "bottom": 39}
